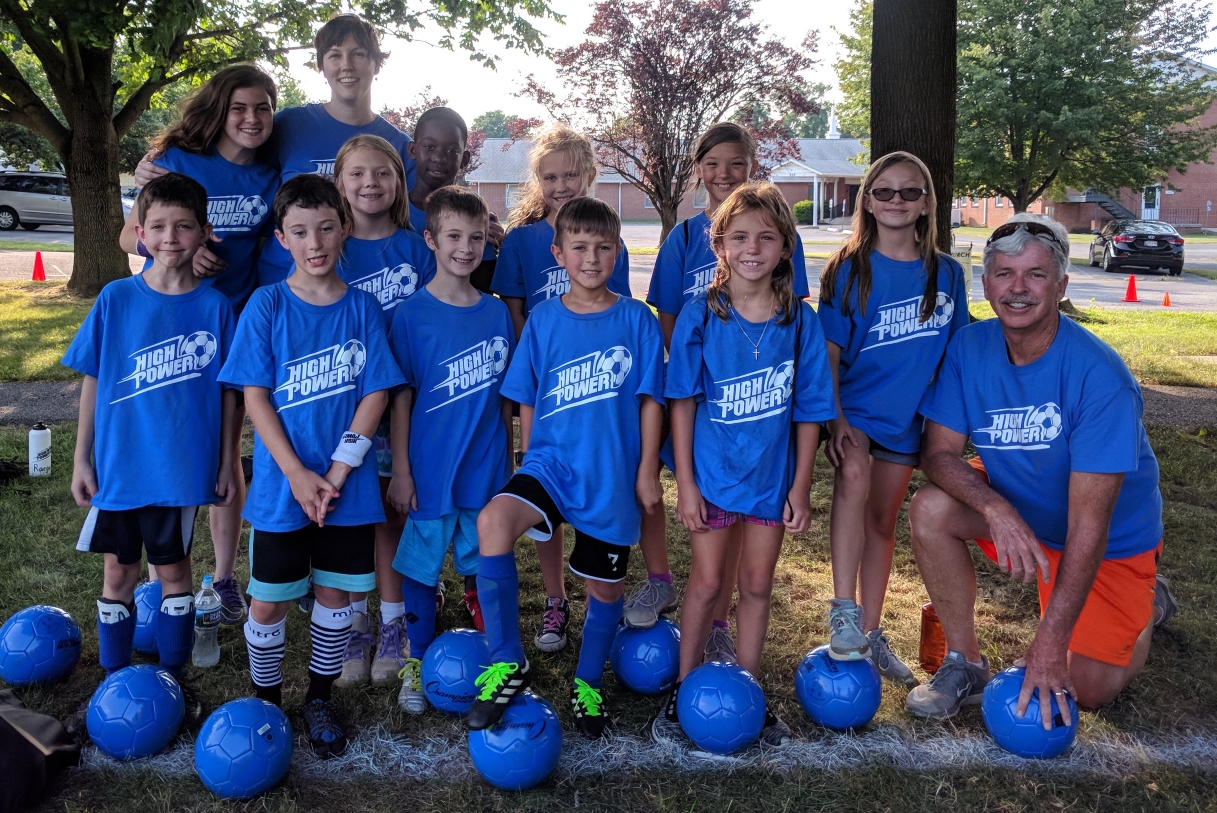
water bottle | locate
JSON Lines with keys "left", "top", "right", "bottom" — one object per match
{"left": 192, "top": 574, "right": 222, "bottom": 667}
{"left": 28, "top": 423, "right": 51, "bottom": 477}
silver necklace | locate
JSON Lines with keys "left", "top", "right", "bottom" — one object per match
{"left": 728, "top": 303, "right": 772, "bottom": 360}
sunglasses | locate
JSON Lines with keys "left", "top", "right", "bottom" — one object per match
{"left": 986, "top": 221, "right": 1069, "bottom": 253}
{"left": 867, "top": 187, "right": 927, "bottom": 202}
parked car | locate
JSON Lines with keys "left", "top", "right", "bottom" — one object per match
{"left": 0, "top": 170, "right": 134, "bottom": 230}
{"left": 1088, "top": 219, "right": 1185, "bottom": 276}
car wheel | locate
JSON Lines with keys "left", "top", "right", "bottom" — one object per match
{"left": 1101, "top": 247, "right": 1114, "bottom": 272}
{"left": 0, "top": 207, "right": 18, "bottom": 231}
{"left": 1168, "top": 266, "right": 1182, "bottom": 277}
{"left": 20, "top": 222, "right": 39, "bottom": 231}
{"left": 1089, "top": 245, "right": 1100, "bottom": 267}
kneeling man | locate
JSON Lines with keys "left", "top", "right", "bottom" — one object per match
{"left": 907, "top": 213, "right": 1175, "bottom": 726}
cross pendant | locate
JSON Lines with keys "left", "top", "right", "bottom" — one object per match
{"left": 753, "top": 348, "right": 760, "bottom": 360}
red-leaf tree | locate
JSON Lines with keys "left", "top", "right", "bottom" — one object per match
{"left": 381, "top": 87, "right": 487, "bottom": 176}
{"left": 522, "top": 0, "right": 819, "bottom": 242}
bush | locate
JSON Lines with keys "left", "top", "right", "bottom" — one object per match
{"left": 793, "top": 199, "right": 814, "bottom": 224}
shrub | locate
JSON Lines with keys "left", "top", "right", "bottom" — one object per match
{"left": 793, "top": 199, "right": 814, "bottom": 224}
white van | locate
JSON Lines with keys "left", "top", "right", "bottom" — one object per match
{"left": 0, "top": 171, "right": 133, "bottom": 230}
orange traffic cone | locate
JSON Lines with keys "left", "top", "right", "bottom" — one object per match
{"left": 1162, "top": 291, "right": 1172, "bottom": 307}
{"left": 31, "top": 250, "right": 45, "bottom": 281}
{"left": 1121, "top": 275, "right": 1139, "bottom": 303}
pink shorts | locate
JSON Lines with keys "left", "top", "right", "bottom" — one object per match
{"left": 704, "top": 501, "right": 782, "bottom": 530}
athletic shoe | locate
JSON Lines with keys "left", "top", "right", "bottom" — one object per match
{"left": 333, "top": 611, "right": 372, "bottom": 688}
{"left": 213, "top": 571, "right": 248, "bottom": 627}
{"left": 467, "top": 659, "right": 531, "bottom": 730}
{"left": 296, "top": 584, "right": 315, "bottom": 615}
{"left": 302, "top": 698, "right": 347, "bottom": 759}
{"left": 534, "top": 597, "right": 570, "bottom": 652}
{"left": 570, "top": 678, "right": 611, "bottom": 738}
{"left": 1154, "top": 575, "right": 1177, "bottom": 628}
{"left": 396, "top": 657, "right": 427, "bottom": 715}
{"left": 622, "top": 577, "right": 679, "bottom": 629}
{"left": 906, "top": 651, "right": 990, "bottom": 719}
{"left": 867, "top": 627, "right": 919, "bottom": 688}
{"left": 462, "top": 587, "right": 485, "bottom": 633}
{"left": 703, "top": 625, "right": 737, "bottom": 664}
{"left": 177, "top": 677, "right": 204, "bottom": 728}
{"left": 828, "top": 599, "right": 871, "bottom": 661}
{"left": 371, "top": 616, "right": 406, "bottom": 686}
{"left": 759, "top": 708, "right": 792, "bottom": 749}
{"left": 64, "top": 698, "right": 90, "bottom": 745}
{"left": 648, "top": 685, "right": 685, "bottom": 747}
{"left": 435, "top": 581, "right": 446, "bottom": 613}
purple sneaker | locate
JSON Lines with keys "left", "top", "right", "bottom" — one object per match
{"left": 213, "top": 571, "right": 247, "bottom": 627}
{"left": 372, "top": 616, "right": 407, "bottom": 686}
{"left": 533, "top": 597, "right": 570, "bottom": 652}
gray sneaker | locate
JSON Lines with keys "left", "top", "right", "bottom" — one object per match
{"left": 828, "top": 599, "right": 871, "bottom": 661}
{"left": 1154, "top": 575, "right": 1177, "bottom": 628}
{"left": 213, "top": 571, "right": 247, "bottom": 627}
{"left": 623, "top": 577, "right": 679, "bottom": 629}
{"left": 396, "top": 657, "right": 427, "bottom": 714}
{"left": 648, "top": 687, "right": 687, "bottom": 746}
{"left": 333, "top": 610, "right": 372, "bottom": 688}
{"left": 867, "top": 627, "right": 919, "bottom": 688}
{"left": 703, "top": 624, "right": 737, "bottom": 664}
{"left": 906, "top": 650, "right": 989, "bottom": 719}
{"left": 759, "top": 709, "right": 793, "bottom": 749}
{"left": 371, "top": 616, "right": 406, "bottom": 686}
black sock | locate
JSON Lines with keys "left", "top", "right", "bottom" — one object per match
{"left": 254, "top": 683, "right": 282, "bottom": 707}
{"left": 464, "top": 574, "right": 477, "bottom": 592}
{"left": 665, "top": 682, "right": 681, "bottom": 721}
{"left": 306, "top": 670, "right": 338, "bottom": 703}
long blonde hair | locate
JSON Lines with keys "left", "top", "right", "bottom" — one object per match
{"left": 819, "top": 151, "right": 941, "bottom": 321}
{"left": 706, "top": 183, "right": 800, "bottom": 327}
{"left": 333, "top": 134, "right": 411, "bottom": 230}
{"left": 506, "top": 123, "right": 598, "bottom": 230}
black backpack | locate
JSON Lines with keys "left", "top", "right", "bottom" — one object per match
{"left": 0, "top": 691, "right": 80, "bottom": 813}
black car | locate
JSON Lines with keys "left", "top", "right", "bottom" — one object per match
{"left": 1088, "top": 220, "right": 1185, "bottom": 276}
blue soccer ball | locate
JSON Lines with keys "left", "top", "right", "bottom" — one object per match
{"left": 981, "top": 666, "right": 1078, "bottom": 759}
{"left": 0, "top": 605, "right": 81, "bottom": 685}
{"left": 610, "top": 618, "right": 680, "bottom": 695}
{"left": 467, "top": 691, "right": 563, "bottom": 790}
{"left": 677, "top": 662, "right": 766, "bottom": 754}
{"left": 195, "top": 699, "right": 293, "bottom": 799}
{"left": 794, "top": 644, "right": 882, "bottom": 731}
{"left": 133, "top": 581, "right": 161, "bottom": 656}
{"left": 421, "top": 629, "right": 491, "bottom": 715}
{"left": 87, "top": 664, "right": 184, "bottom": 760}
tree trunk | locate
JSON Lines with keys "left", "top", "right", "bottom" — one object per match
{"left": 870, "top": 0, "right": 957, "bottom": 252}
{"left": 657, "top": 195, "right": 679, "bottom": 246}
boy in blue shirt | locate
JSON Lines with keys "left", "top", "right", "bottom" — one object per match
{"left": 65, "top": 173, "right": 237, "bottom": 684}
{"left": 218, "top": 175, "right": 405, "bottom": 758}
{"left": 468, "top": 197, "right": 665, "bottom": 738}
{"left": 385, "top": 186, "right": 515, "bottom": 714}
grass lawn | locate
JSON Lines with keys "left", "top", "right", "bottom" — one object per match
{"left": 0, "top": 282, "right": 94, "bottom": 382}
{"left": 0, "top": 238, "right": 73, "bottom": 252}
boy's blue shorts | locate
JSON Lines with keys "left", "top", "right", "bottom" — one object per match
{"left": 392, "top": 509, "right": 480, "bottom": 586}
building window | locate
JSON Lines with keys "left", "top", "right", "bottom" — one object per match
{"left": 644, "top": 195, "right": 655, "bottom": 209}
{"left": 995, "top": 197, "right": 1004, "bottom": 207}
{"left": 505, "top": 184, "right": 522, "bottom": 209}
{"left": 970, "top": 197, "right": 979, "bottom": 207}
{"left": 693, "top": 186, "right": 708, "bottom": 209}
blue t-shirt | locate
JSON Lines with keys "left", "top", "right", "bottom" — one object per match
{"left": 218, "top": 283, "right": 406, "bottom": 531}
{"left": 337, "top": 230, "right": 437, "bottom": 328}
{"left": 817, "top": 252, "right": 969, "bottom": 454}
{"left": 147, "top": 147, "right": 279, "bottom": 312}
{"left": 491, "top": 220, "right": 632, "bottom": 314}
{"left": 665, "top": 296, "right": 836, "bottom": 519}
{"left": 389, "top": 287, "right": 514, "bottom": 519}
{"left": 919, "top": 315, "right": 1163, "bottom": 559}
{"left": 62, "top": 276, "right": 235, "bottom": 510}
{"left": 501, "top": 295, "right": 665, "bottom": 545}
{"left": 647, "top": 212, "right": 811, "bottom": 318}
{"left": 408, "top": 198, "right": 496, "bottom": 261}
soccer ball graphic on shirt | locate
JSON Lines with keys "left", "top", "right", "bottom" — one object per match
{"left": 932, "top": 292, "right": 954, "bottom": 327}
{"left": 768, "top": 360, "right": 795, "bottom": 399}
{"left": 180, "top": 331, "right": 218, "bottom": 370}
{"left": 598, "top": 346, "right": 632, "bottom": 388}
{"left": 334, "top": 340, "right": 367, "bottom": 377}
{"left": 1028, "top": 402, "right": 1063, "bottom": 441}
{"left": 237, "top": 195, "right": 269, "bottom": 225}
{"left": 386, "top": 263, "right": 420, "bottom": 298}
{"left": 487, "top": 336, "right": 510, "bottom": 374}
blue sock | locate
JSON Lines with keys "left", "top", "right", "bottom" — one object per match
{"left": 157, "top": 593, "right": 194, "bottom": 675}
{"left": 477, "top": 552, "right": 524, "bottom": 664}
{"left": 401, "top": 575, "right": 437, "bottom": 659}
{"left": 96, "top": 598, "right": 135, "bottom": 674}
{"left": 574, "top": 595, "right": 624, "bottom": 689}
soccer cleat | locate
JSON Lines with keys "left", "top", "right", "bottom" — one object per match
{"left": 906, "top": 651, "right": 990, "bottom": 719}
{"left": 333, "top": 611, "right": 372, "bottom": 688}
{"left": 396, "top": 658, "right": 427, "bottom": 715}
{"left": 534, "top": 597, "right": 570, "bottom": 652}
{"left": 759, "top": 708, "right": 793, "bottom": 749}
{"left": 466, "top": 659, "right": 531, "bottom": 730}
{"left": 435, "top": 581, "right": 446, "bottom": 613}
{"left": 177, "top": 676, "right": 205, "bottom": 728}
{"left": 570, "top": 678, "right": 611, "bottom": 739}
{"left": 302, "top": 698, "right": 348, "bottom": 759}
{"left": 867, "top": 627, "right": 919, "bottom": 688}
{"left": 213, "top": 571, "right": 248, "bottom": 627}
{"left": 703, "top": 625, "right": 737, "bottom": 665}
{"left": 371, "top": 616, "right": 407, "bottom": 686}
{"left": 622, "top": 577, "right": 680, "bottom": 629}
{"left": 296, "top": 584, "right": 316, "bottom": 615}
{"left": 648, "top": 684, "right": 686, "bottom": 747}
{"left": 1153, "top": 575, "right": 1177, "bottom": 629}
{"left": 462, "top": 587, "right": 485, "bottom": 633}
{"left": 828, "top": 599, "right": 871, "bottom": 661}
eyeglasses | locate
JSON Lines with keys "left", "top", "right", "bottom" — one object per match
{"left": 986, "top": 221, "right": 1069, "bottom": 253}
{"left": 867, "top": 187, "right": 927, "bottom": 202}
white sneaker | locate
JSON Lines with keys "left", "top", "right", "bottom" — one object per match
{"left": 396, "top": 657, "right": 427, "bottom": 714}
{"left": 333, "top": 610, "right": 372, "bottom": 688}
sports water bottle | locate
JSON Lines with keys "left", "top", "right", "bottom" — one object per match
{"left": 192, "top": 574, "right": 222, "bottom": 667}
{"left": 28, "top": 423, "right": 51, "bottom": 476}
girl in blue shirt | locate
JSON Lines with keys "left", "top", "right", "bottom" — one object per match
{"left": 817, "top": 151, "right": 968, "bottom": 684}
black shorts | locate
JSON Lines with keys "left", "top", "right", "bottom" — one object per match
{"left": 76, "top": 506, "right": 197, "bottom": 566}
{"left": 248, "top": 523, "right": 376, "bottom": 602}
{"left": 497, "top": 474, "right": 631, "bottom": 583}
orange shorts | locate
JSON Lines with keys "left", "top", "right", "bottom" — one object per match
{"left": 966, "top": 456, "right": 1159, "bottom": 667}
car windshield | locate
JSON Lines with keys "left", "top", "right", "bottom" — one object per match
{"left": 1123, "top": 222, "right": 1176, "bottom": 236}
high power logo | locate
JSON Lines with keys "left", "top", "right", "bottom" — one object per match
{"left": 112, "top": 331, "right": 217, "bottom": 403}
{"left": 309, "top": 159, "right": 336, "bottom": 178}
{"left": 708, "top": 362, "right": 794, "bottom": 424}
{"left": 274, "top": 340, "right": 366, "bottom": 409}
{"left": 973, "top": 403, "right": 1064, "bottom": 450}
{"left": 863, "top": 293, "right": 955, "bottom": 351}
{"left": 532, "top": 265, "right": 569, "bottom": 301}
{"left": 207, "top": 195, "right": 269, "bottom": 232}
{"left": 427, "top": 337, "right": 511, "bottom": 412}
{"left": 542, "top": 346, "right": 632, "bottom": 417}
{"left": 682, "top": 261, "right": 716, "bottom": 299}
{"left": 349, "top": 263, "right": 421, "bottom": 310}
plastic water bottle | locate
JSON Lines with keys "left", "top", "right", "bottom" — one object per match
{"left": 28, "top": 423, "right": 51, "bottom": 477}
{"left": 192, "top": 574, "right": 222, "bottom": 667}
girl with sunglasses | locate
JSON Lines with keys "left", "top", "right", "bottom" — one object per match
{"left": 816, "top": 151, "right": 969, "bottom": 685}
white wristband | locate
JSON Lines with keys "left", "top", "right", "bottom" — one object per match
{"left": 331, "top": 432, "right": 372, "bottom": 468}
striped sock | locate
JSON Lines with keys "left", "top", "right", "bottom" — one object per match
{"left": 244, "top": 616, "right": 286, "bottom": 693}
{"left": 307, "top": 602, "right": 353, "bottom": 702}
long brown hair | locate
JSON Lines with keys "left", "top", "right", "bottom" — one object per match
{"left": 692, "top": 122, "right": 756, "bottom": 196}
{"left": 706, "top": 183, "right": 800, "bottom": 326}
{"left": 153, "top": 65, "right": 277, "bottom": 155}
{"left": 506, "top": 123, "right": 598, "bottom": 230}
{"left": 819, "top": 151, "right": 941, "bottom": 322}
{"left": 333, "top": 134, "right": 411, "bottom": 230}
